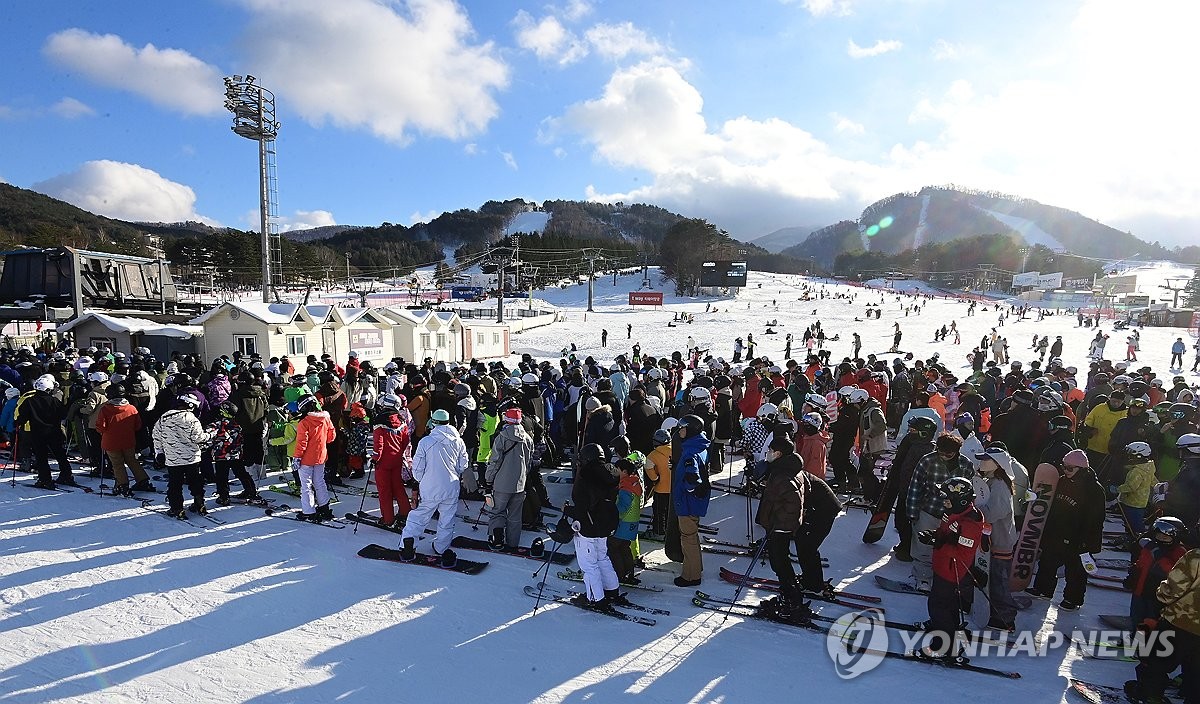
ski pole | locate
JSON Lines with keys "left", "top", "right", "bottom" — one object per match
{"left": 353, "top": 457, "right": 376, "bottom": 535}
{"left": 723, "top": 533, "right": 769, "bottom": 622}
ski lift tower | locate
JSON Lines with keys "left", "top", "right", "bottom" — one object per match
{"left": 223, "top": 75, "right": 282, "bottom": 303}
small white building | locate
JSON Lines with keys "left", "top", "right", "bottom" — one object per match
{"left": 462, "top": 322, "right": 510, "bottom": 360}
{"left": 330, "top": 307, "right": 395, "bottom": 364}
{"left": 378, "top": 307, "right": 464, "bottom": 364}
{"left": 57, "top": 310, "right": 203, "bottom": 359}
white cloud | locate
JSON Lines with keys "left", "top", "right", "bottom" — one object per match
{"left": 50, "top": 97, "right": 95, "bottom": 119}
{"left": 553, "top": 147, "right": 566, "bottom": 158}
{"left": 43, "top": 29, "right": 224, "bottom": 115}
{"left": 831, "top": 112, "right": 864, "bottom": 135}
{"left": 500, "top": 151, "right": 518, "bottom": 170}
{"left": 562, "top": 0, "right": 593, "bottom": 22}
{"left": 409, "top": 209, "right": 440, "bottom": 225}
{"left": 784, "top": 0, "right": 854, "bottom": 17}
{"left": 239, "top": 0, "right": 508, "bottom": 143}
{"left": 277, "top": 209, "right": 337, "bottom": 232}
{"left": 584, "top": 22, "right": 662, "bottom": 61}
{"left": 512, "top": 10, "right": 587, "bottom": 65}
{"left": 32, "top": 160, "right": 215, "bottom": 224}
{"left": 847, "top": 38, "right": 902, "bottom": 58}
{"left": 463, "top": 143, "right": 480, "bottom": 155}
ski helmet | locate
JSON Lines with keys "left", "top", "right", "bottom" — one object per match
{"left": 937, "top": 477, "right": 976, "bottom": 513}
{"left": 1013, "top": 389, "right": 1036, "bottom": 406}
{"left": 1171, "top": 403, "right": 1196, "bottom": 421}
{"left": 848, "top": 389, "right": 870, "bottom": 404}
{"left": 429, "top": 408, "right": 451, "bottom": 426}
{"left": 549, "top": 514, "right": 574, "bottom": 544}
{"left": 652, "top": 429, "right": 672, "bottom": 446}
{"left": 1151, "top": 517, "right": 1186, "bottom": 546}
{"left": 954, "top": 412, "right": 974, "bottom": 428}
{"left": 800, "top": 412, "right": 823, "bottom": 431}
{"left": 908, "top": 416, "right": 937, "bottom": 439}
{"left": 32, "top": 374, "right": 55, "bottom": 392}
{"left": 1177, "top": 433, "right": 1200, "bottom": 456}
{"left": 756, "top": 403, "right": 779, "bottom": 424}
{"left": 105, "top": 383, "right": 126, "bottom": 399}
{"left": 454, "top": 383, "right": 471, "bottom": 398}
{"left": 679, "top": 414, "right": 706, "bottom": 438}
{"left": 1125, "top": 441, "right": 1152, "bottom": 461}
{"left": 178, "top": 391, "right": 203, "bottom": 409}
{"left": 689, "top": 386, "right": 711, "bottom": 403}
{"left": 805, "top": 393, "right": 828, "bottom": 408}
{"left": 1048, "top": 415, "right": 1073, "bottom": 433}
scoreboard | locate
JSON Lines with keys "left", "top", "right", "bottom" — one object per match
{"left": 700, "top": 261, "right": 748, "bottom": 288}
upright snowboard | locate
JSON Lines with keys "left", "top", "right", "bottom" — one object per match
{"left": 1009, "top": 462, "right": 1060, "bottom": 592}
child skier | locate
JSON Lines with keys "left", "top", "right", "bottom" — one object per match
{"left": 291, "top": 395, "right": 337, "bottom": 522}
{"left": 917, "top": 477, "right": 984, "bottom": 657}
{"left": 1117, "top": 441, "right": 1157, "bottom": 539}
{"left": 345, "top": 403, "right": 372, "bottom": 480}
{"left": 645, "top": 428, "right": 673, "bottom": 540}
{"left": 610, "top": 453, "right": 645, "bottom": 585}
{"left": 1124, "top": 517, "right": 1188, "bottom": 628}
{"left": 372, "top": 394, "right": 413, "bottom": 527}
{"left": 208, "top": 401, "right": 259, "bottom": 505}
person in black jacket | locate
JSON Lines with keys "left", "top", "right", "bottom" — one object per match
{"left": 22, "top": 374, "right": 76, "bottom": 489}
{"left": 1105, "top": 398, "right": 1152, "bottom": 489}
{"left": 1028, "top": 449, "right": 1106, "bottom": 610}
{"left": 1039, "top": 415, "right": 1077, "bottom": 469}
{"left": 755, "top": 436, "right": 808, "bottom": 621}
{"left": 828, "top": 395, "right": 861, "bottom": 491}
{"left": 623, "top": 389, "right": 661, "bottom": 454}
{"left": 876, "top": 416, "right": 938, "bottom": 561}
{"left": 564, "top": 443, "right": 622, "bottom": 607}
{"left": 799, "top": 463, "right": 844, "bottom": 595}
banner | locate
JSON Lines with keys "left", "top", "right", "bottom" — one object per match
{"left": 450, "top": 286, "right": 484, "bottom": 301}
{"left": 629, "top": 291, "right": 664, "bottom": 306}
{"left": 349, "top": 329, "right": 385, "bottom": 359}
{"left": 1011, "top": 271, "right": 1040, "bottom": 287}
{"left": 1035, "top": 272, "right": 1063, "bottom": 290}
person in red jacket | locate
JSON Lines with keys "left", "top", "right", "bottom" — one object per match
{"left": 292, "top": 396, "right": 338, "bottom": 522}
{"left": 795, "top": 412, "right": 830, "bottom": 479}
{"left": 95, "top": 384, "right": 153, "bottom": 496}
{"left": 1125, "top": 517, "right": 1190, "bottom": 628}
{"left": 737, "top": 372, "right": 764, "bottom": 420}
{"left": 372, "top": 396, "right": 413, "bottom": 527}
{"left": 917, "top": 477, "right": 984, "bottom": 658}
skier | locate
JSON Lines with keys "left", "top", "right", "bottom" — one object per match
{"left": 673, "top": 414, "right": 711, "bottom": 587}
{"left": 611, "top": 452, "right": 645, "bottom": 585}
{"left": 152, "top": 392, "right": 215, "bottom": 519}
{"left": 1116, "top": 441, "right": 1157, "bottom": 537}
{"left": 754, "top": 435, "right": 808, "bottom": 621}
{"left": 94, "top": 383, "right": 154, "bottom": 496}
{"left": 1026, "top": 449, "right": 1105, "bottom": 609}
{"left": 372, "top": 394, "right": 412, "bottom": 528}
{"left": 400, "top": 409, "right": 470, "bottom": 567}
{"left": 1171, "top": 337, "right": 1187, "bottom": 369}
{"left": 21, "top": 374, "right": 76, "bottom": 489}
{"left": 209, "top": 401, "right": 258, "bottom": 505}
{"left": 563, "top": 443, "right": 622, "bottom": 607}
{"left": 484, "top": 407, "right": 533, "bottom": 550}
{"left": 906, "top": 433, "right": 974, "bottom": 591}
{"left": 917, "top": 477, "right": 984, "bottom": 656}
{"left": 1123, "top": 516, "right": 1189, "bottom": 629}
{"left": 601, "top": 329, "right": 608, "bottom": 348}
{"left": 291, "top": 395, "right": 338, "bottom": 522}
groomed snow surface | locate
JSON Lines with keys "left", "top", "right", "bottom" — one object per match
{"left": 5, "top": 270, "right": 1199, "bottom": 703}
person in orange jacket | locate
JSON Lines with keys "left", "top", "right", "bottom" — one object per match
{"left": 291, "top": 395, "right": 338, "bottom": 522}
{"left": 795, "top": 412, "right": 830, "bottom": 480}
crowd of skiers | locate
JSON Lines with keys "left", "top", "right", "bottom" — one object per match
{"left": 6, "top": 318, "right": 1200, "bottom": 701}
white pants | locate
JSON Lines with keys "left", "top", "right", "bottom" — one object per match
{"left": 573, "top": 534, "right": 619, "bottom": 601}
{"left": 299, "top": 463, "right": 329, "bottom": 514}
{"left": 401, "top": 496, "right": 458, "bottom": 554}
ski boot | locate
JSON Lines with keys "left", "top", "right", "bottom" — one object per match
{"left": 802, "top": 580, "right": 837, "bottom": 600}
{"left": 315, "top": 503, "right": 334, "bottom": 522}
{"left": 56, "top": 474, "right": 79, "bottom": 487}
{"left": 389, "top": 516, "right": 407, "bottom": 530}
{"left": 32, "top": 478, "right": 57, "bottom": 490}
{"left": 399, "top": 537, "right": 416, "bottom": 562}
{"left": 235, "top": 488, "right": 260, "bottom": 501}
{"left": 172, "top": 508, "right": 189, "bottom": 520}
{"left": 113, "top": 484, "right": 133, "bottom": 498}
{"left": 488, "top": 529, "right": 506, "bottom": 551}
{"left": 129, "top": 480, "right": 156, "bottom": 493}
{"left": 440, "top": 549, "right": 457, "bottom": 569}
{"left": 216, "top": 496, "right": 231, "bottom": 507}
{"left": 190, "top": 499, "right": 208, "bottom": 515}
{"left": 604, "top": 588, "right": 633, "bottom": 607}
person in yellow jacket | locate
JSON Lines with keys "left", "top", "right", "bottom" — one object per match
{"left": 645, "top": 429, "right": 673, "bottom": 540}
{"left": 1127, "top": 540, "right": 1200, "bottom": 703}
{"left": 1117, "top": 442, "right": 1157, "bottom": 537}
{"left": 1081, "top": 391, "right": 1128, "bottom": 467}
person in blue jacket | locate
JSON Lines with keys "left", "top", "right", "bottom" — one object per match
{"left": 672, "top": 414, "right": 711, "bottom": 587}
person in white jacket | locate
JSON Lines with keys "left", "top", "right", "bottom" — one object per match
{"left": 152, "top": 392, "right": 216, "bottom": 519}
{"left": 399, "top": 409, "right": 471, "bottom": 567}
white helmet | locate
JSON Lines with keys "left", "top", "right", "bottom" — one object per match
{"left": 609, "top": 364, "right": 621, "bottom": 373}
{"left": 378, "top": 393, "right": 401, "bottom": 409}
{"left": 88, "top": 371, "right": 109, "bottom": 383}
{"left": 1036, "top": 393, "right": 1060, "bottom": 412}
{"left": 757, "top": 402, "right": 779, "bottom": 421}
{"left": 647, "top": 368, "right": 663, "bottom": 380}
{"left": 848, "top": 389, "right": 870, "bottom": 404}
{"left": 1113, "top": 375, "right": 1132, "bottom": 386}
{"left": 1178, "top": 434, "right": 1200, "bottom": 455}
{"left": 800, "top": 412, "right": 823, "bottom": 430}
{"left": 688, "top": 387, "right": 711, "bottom": 402}
{"left": 33, "top": 374, "right": 55, "bottom": 392}
{"left": 805, "top": 393, "right": 828, "bottom": 408}
{"left": 4, "top": 387, "right": 20, "bottom": 400}
{"left": 838, "top": 385, "right": 856, "bottom": 398}
{"left": 1125, "top": 442, "right": 1153, "bottom": 460}
{"left": 660, "top": 416, "right": 679, "bottom": 432}
{"left": 522, "top": 373, "right": 539, "bottom": 384}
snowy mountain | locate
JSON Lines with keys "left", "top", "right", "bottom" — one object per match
{"left": 750, "top": 225, "right": 822, "bottom": 253}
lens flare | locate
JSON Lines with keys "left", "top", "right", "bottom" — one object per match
{"left": 866, "top": 225, "right": 880, "bottom": 237}
{"left": 879, "top": 216, "right": 894, "bottom": 228}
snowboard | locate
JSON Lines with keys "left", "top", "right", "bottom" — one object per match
{"left": 450, "top": 536, "right": 575, "bottom": 565}
{"left": 1010, "top": 463, "right": 1060, "bottom": 592}
{"left": 874, "top": 575, "right": 929, "bottom": 596}
{"left": 356, "top": 543, "right": 488, "bottom": 575}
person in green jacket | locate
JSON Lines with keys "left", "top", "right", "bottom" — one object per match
{"left": 473, "top": 394, "right": 499, "bottom": 494}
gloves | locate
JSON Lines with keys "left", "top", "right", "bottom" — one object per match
{"left": 917, "top": 529, "right": 937, "bottom": 546}
{"left": 969, "top": 564, "right": 989, "bottom": 588}
{"left": 570, "top": 519, "right": 581, "bottom": 533}
{"left": 154, "top": 453, "right": 166, "bottom": 469}
{"left": 291, "top": 457, "right": 302, "bottom": 472}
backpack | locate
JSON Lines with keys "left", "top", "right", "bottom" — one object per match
{"left": 127, "top": 372, "right": 148, "bottom": 397}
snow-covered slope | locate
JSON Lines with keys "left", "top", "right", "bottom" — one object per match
{"left": 5, "top": 269, "right": 1199, "bottom": 703}
{"left": 504, "top": 210, "right": 550, "bottom": 236}
{"left": 974, "top": 206, "right": 1066, "bottom": 251}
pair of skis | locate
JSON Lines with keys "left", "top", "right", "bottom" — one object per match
{"left": 523, "top": 584, "right": 659, "bottom": 626}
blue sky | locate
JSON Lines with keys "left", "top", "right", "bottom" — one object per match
{"left": 1, "top": 0, "right": 1197, "bottom": 246}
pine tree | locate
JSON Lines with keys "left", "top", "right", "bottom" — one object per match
{"left": 1183, "top": 266, "right": 1200, "bottom": 308}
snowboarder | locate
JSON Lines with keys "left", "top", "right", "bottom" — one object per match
{"left": 1026, "top": 449, "right": 1104, "bottom": 610}
{"left": 400, "top": 409, "right": 470, "bottom": 567}
{"left": 906, "top": 433, "right": 973, "bottom": 591}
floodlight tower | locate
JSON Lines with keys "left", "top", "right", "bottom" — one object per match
{"left": 223, "top": 75, "right": 281, "bottom": 303}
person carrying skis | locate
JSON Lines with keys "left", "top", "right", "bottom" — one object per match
{"left": 1026, "top": 449, "right": 1105, "bottom": 610}
{"left": 291, "top": 395, "right": 338, "bottom": 522}
{"left": 755, "top": 435, "right": 809, "bottom": 621}
{"left": 399, "top": 409, "right": 470, "bottom": 567}
{"left": 484, "top": 407, "right": 533, "bottom": 550}
{"left": 152, "top": 391, "right": 216, "bottom": 519}
{"left": 917, "top": 477, "right": 984, "bottom": 656}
